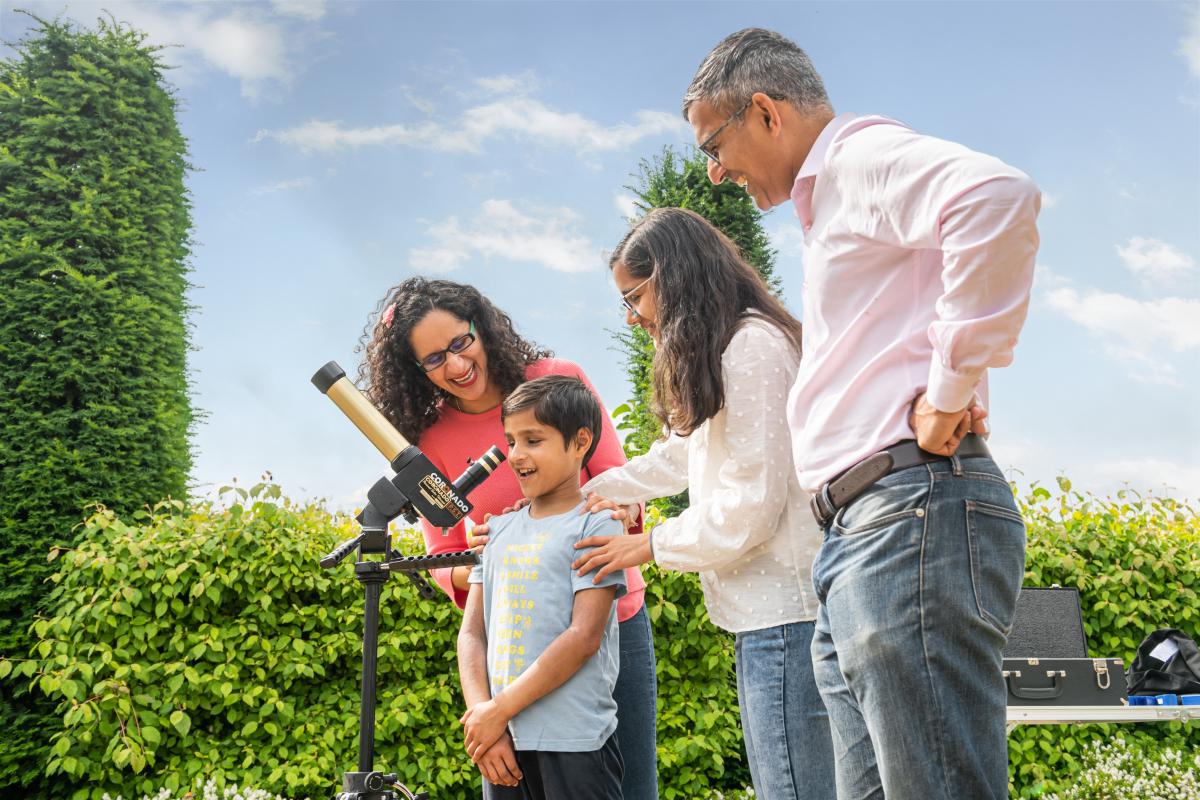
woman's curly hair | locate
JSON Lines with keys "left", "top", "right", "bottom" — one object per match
{"left": 358, "top": 277, "right": 552, "bottom": 444}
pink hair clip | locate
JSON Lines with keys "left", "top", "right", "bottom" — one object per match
{"left": 380, "top": 303, "right": 397, "bottom": 328}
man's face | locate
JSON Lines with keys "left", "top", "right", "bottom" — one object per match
{"left": 687, "top": 97, "right": 790, "bottom": 210}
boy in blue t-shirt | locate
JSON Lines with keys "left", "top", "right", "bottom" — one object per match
{"left": 457, "top": 375, "right": 627, "bottom": 800}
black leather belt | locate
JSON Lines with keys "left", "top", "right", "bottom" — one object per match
{"left": 809, "top": 434, "right": 992, "bottom": 528}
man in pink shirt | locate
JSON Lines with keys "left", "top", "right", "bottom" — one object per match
{"left": 683, "top": 28, "right": 1040, "bottom": 800}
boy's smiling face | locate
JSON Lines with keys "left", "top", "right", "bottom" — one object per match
{"left": 503, "top": 407, "right": 589, "bottom": 503}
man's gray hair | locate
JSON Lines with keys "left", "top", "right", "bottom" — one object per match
{"left": 682, "top": 28, "right": 831, "bottom": 119}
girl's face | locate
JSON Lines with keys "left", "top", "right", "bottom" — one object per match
{"left": 612, "top": 261, "right": 659, "bottom": 342}
{"left": 409, "top": 309, "right": 502, "bottom": 413}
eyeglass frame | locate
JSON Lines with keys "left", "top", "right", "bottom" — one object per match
{"left": 619, "top": 273, "right": 656, "bottom": 319}
{"left": 697, "top": 97, "right": 754, "bottom": 166}
{"left": 413, "top": 320, "right": 477, "bottom": 372}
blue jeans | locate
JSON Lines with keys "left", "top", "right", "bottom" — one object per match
{"left": 810, "top": 456, "right": 1025, "bottom": 800}
{"left": 736, "top": 620, "right": 837, "bottom": 800}
{"left": 615, "top": 603, "right": 658, "bottom": 800}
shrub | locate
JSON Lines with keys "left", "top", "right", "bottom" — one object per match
{"left": 7, "top": 480, "right": 1196, "bottom": 799}
{"left": 1009, "top": 480, "right": 1200, "bottom": 797}
{"left": 4, "top": 485, "right": 750, "bottom": 800}
{"left": 1042, "top": 736, "right": 1200, "bottom": 800}
{"left": 103, "top": 777, "right": 307, "bottom": 800}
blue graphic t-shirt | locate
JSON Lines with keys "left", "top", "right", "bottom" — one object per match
{"left": 469, "top": 501, "right": 626, "bottom": 751}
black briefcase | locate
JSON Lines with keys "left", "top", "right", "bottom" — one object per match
{"left": 1002, "top": 586, "right": 1128, "bottom": 706}
{"left": 1003, "top": 657, "right": 1126, "bottom": 705}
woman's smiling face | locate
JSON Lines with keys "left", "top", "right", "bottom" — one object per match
{"left": 409, "top": 309, "right": 501, "bottom": 412}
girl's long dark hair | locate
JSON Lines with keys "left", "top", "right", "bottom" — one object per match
{"left": 358, "top": 277, "right": 552, "bottom": 443}
{"left": 611, "top": 207, "right": 802, "bottom": 436}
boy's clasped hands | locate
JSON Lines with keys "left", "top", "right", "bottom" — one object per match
{"left": 460, "top": 695, "right": 522, "bottom": 787}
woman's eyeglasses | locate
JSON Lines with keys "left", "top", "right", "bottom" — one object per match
{"left": 414, "top": 321, "right": 476, "bottom": 372}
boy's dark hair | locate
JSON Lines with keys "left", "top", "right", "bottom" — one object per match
{"left": 501, "top": 375, "right": 602, "bottom": 468}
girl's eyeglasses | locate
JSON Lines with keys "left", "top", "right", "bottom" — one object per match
{"left": 619, "top": 274, "right": 655, "bottom": 319}
{"left": 414, "top": 321, "right": 476, "bottom": 372}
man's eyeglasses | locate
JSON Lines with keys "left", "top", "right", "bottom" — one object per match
{"left": 698, "top": 98, "right": 753, "bottom": 166}
{"left": 620, "top": 274, "right": 655, "bottom": 319}
{"left": 414, "top": 321, "right": 476, "bottom": 372}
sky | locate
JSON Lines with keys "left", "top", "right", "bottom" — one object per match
{"left": 2, "top": 0, "right": 1198, "bottom": 511}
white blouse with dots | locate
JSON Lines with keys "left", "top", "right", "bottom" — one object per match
{"left": 582, "top": 315, "right": 821, "bottom": 633}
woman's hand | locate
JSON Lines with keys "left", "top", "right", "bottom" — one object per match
{"left": 460, "top": 698, "right": 512, "bottom": 761}
{"left": 580, "top": 492, "right": 640, "bottom": 531}
{"left": 572, "top": 532, "right": 653, "bottom": 583}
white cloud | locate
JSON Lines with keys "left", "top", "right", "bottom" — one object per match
{"left": 271, "top": 0, "right": 327, "bottom": 21}
{"left": 765, "top": 220, "right": 808, "bottom": 255}
{"left": 1089, "top": 458, "right": 1200, "bottom": 501}
{"left": 614, "top": 194, "right": 640, "bottom": 220}
{"left": 1181, "top": 7, "right": 1200, "bottom": 79}
{"left": 989, "top": 437, "right": 1200, "bottom": 502}
{"left": 254, "top": 97, "right": 687, "bottom": 154}
{"left": 1040, "top": 191, "right": 1059, "bottom": 209}
{"left": 110, "top": 4, "right": 291, "bottom": 99}
{"left": 1045, "top": 287, "right": 1200, "bottom": 351}
{"left": 1032, "top": 262, "right": 1071, "bottom": 291}
{"left": 408, "top": 199, "right": 600, "bottom": 274}
{"left": 475, "top": 71, "right": 537, "bottom": 95}
{"left": 1116, "top": 236, "right": 1195, "bottom": 282}
{"left": 1044, "top": 285, "right": 1200, "bottom": 385}
{"left": 251, "top": 177, "right": 312, "bottom": 195}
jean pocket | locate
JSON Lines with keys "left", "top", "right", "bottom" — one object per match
{"left": 965, "top": 500, "right": 1027, "bottom": 635}
{"left": 833, "top": 477, "right": 929, "bottom": 537}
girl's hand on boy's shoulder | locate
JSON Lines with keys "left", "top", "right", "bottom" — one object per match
{"left": 475, "top": 732, "right": 522, "bottom": 787}
{"left": 573, "top": 532, "right": 653, "bottom": 582}
{"left": 581, "top": 492, "right": 639, "bottom": 531}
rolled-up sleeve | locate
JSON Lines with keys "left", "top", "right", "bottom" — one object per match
{"left": 926, "top": 172, "right": 1040, "bottom": 411}
{"left": 582, "top": 430, "right": 689, "bottom": 504}
{"left": 860, "top": 129, "right": 1041, "bottom": 413}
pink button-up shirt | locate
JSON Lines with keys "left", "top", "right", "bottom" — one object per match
{"left": 787, "top": 114, "right": 1040, "bottom": 492}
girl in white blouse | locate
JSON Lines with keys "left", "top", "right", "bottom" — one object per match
{"left": 572, "top": 207, "right": 835, "bottom": 800}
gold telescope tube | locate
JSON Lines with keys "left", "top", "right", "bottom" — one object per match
{"left": 311, "top": 362, "right": 410, "bottom": 463}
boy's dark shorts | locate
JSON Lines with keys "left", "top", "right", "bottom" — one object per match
{"left": 482, "top": 733, "right": 623, "bottom": 800}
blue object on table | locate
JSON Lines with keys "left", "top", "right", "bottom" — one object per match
{"left": 1181, "top": 694, "right": 1200, "bottom": 705}
{"left": 1155, "top": 694, "right": 1179, "bottom": 706}
{"left": 1128, "top": 696, "right": 1154, "bottom": 705}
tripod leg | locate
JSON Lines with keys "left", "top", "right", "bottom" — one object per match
{"left": 359, "top": 574, "right": 384, "bottom": 772}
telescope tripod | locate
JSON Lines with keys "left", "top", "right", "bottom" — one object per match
{"left": 323, "top": 506, "right": 479, "bottom": 800}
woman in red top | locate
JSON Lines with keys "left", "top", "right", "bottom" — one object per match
{"left": 359, "top": 277, "right": 657, "bottom": 800}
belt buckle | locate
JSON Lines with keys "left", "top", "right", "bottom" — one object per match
{"left": 810, "top": 483, "right": 836, "bottom": 528}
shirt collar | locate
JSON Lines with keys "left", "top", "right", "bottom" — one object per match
{"left": 790, "top": 113, "right": 858, "bottom": 230}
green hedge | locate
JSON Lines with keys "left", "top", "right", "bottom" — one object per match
{"left": 1, "top": 484, "right": 746, "bottom": 800}
{"left": 1009, "top": 480, "right": 1200, "bottom": 797}
{"left": 0, "top": 16, "right": 194, "bottom": 793}
{"left": 3, "top": 480, "right": 1196, "bottom": 799}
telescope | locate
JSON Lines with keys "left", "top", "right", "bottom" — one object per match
{"left": 312, "top": 361, "right": 504, "bottom": 533}
{"left": 311, "top": 361, "right": 505, "bottom": 800}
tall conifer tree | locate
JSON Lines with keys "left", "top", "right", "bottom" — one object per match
{"left": 615, "top": 148, "right": 784, "bottom": 517}
{"left": 0, "top": 15, "right": 194, "bottom": 791}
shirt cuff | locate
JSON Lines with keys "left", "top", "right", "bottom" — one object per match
{"left": 926, "top": 357, "right": 981, "bottom": 413}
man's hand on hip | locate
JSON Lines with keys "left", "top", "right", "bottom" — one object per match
{"left": 909, "top": 392, "right": 988, "bottom": 456}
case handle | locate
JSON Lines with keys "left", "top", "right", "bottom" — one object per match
{"left": 1006, "top": 669, "right": 1066, "bottom": 700}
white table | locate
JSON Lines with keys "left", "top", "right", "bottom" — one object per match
{"left": 1007, "top": 704, "right": 1200, "bottom": 733}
